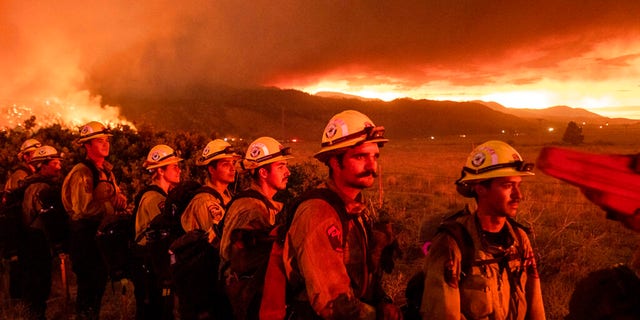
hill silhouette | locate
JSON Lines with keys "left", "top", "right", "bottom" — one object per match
{"left": 107, "top": 87, "right": 629, "bottom": 141}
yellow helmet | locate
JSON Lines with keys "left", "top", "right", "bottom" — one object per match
{"left": 18, "top": 138, "right": 42, "bottom": 158}
{"left": 29, "top": 145, "right": 62, "bottom": 164}
{"left": 314, "top": 110, "right": 388, "bottom": 162}
{"left": 456, "top": 140, "right": 534, "bottom": 197}
{"left": 195, "top": 139, "right": 240, "bottom": 166}
{"left": 143, "top": 144, "right": 183, "bottom": 170}
{"left": 238, "top": 136, "right": 293, "bottom": 171}
{"left": 75, "top": 121, "right": 113, "bottom": 145}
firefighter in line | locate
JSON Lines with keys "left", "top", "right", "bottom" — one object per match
{"left": 220, "top": 136, "right": 292, "bottom": 319}
{"left": 62, "top": 121, "right": 128, "bottom": 319}
{"left": 181, "top": 139, "right": 241, "bottom": 242}
{"left": 3, "top": 138, "right": 41, "bottom": 198}
{"left": 283, "top": 110, "right": 402, "bottom": 319}
{"left": 19, "top": 145, "right": 65, "bottom": 319}
{"left": 132, "top": 144, "right": 182, "bottom": 319}
{"left": 421, "top": 140, "right": 545, "bottom": 320}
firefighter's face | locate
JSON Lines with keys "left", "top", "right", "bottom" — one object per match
{"left": 209, "top": 158, "right": 236, "bottom": 185}
{"left": 160, "top": 163, "right": 181, "bottom": 186}
{"left": 263, "top": 160, "right": 290, "bottom": 191}
{"left": 333, "top": 142, "right": 380, "bottom": 190}
{"left": 477, "top": 176, "right": 523, "bottom": 218}
{"left": 85, "top": 137, "right": 110, "bottom": 159}
{"left": 40, "top": 159, "right": 62, "bottom": 177}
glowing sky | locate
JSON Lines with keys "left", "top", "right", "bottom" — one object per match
{"left": 2, "top": 0, "right": 640, "bottom": 127}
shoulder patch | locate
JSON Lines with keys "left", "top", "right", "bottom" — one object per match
{"left": 157, "top": 200, "right": 165, "bottom": 212}
{"left": 207, "top": 203, "right": 223, "bottom": 221}
{"left": 326, "top": 224, "right": 343, "bottom": 252}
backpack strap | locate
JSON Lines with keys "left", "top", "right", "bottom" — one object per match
{"left": 196, "top": 186, "right": 225, "bottom": 205}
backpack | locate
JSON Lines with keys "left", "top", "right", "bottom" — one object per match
{"left": 170, "top": 189, "right": 269, "bottom": 320}
{"left": 260, "top": 188, "right": 349, "bottom": 320}
{"left": 144, "top": 180, "right": 224, "bottom": 288}
{"left": 403, "top": 209, "right": 530, "bottom": 320}
{"left": 0, "top": 175, "right": 68, "bottom": 258}
{"left": 0, "top": 181, "right": 30, "bottom": 258}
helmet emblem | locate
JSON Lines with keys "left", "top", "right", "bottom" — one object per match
{"left": 37, "top": 149, "right": 47, "bottom": 155}
{"left": 151, "top": 151, "right": 161, "bottom": 161}
{"left": 471, "top": 152, "right": 486, "bottom": 167}
{"left": 250, "top": 145, "right": 263, "bottom": 158}
{"left": 80, "top": 126, "right": 91, "bottom": 135}
{"left": 325, "top": 123, "right": 338, "bottom": 139}
{"left": 202, "top": 146, "right": 210, "bottom": 156}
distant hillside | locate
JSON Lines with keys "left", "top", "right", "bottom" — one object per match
{"left": 315, "top": 91, "right": 382, "bottom": 102}
{"left": 108, "top": 87, "right": 607, "bottom": 141}
{"left": 472, "top": 100, "right": 636, "bottom": 125}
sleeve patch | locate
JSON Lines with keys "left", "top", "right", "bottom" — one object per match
{"left": 207, "top": 203, "right": 223, "bottom": 221}
{"left": 326, "top": 224, "right": 344, "bottom": 252}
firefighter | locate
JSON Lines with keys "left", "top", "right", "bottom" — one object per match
{"left": 132, "top": 144, "right": 182, "bottom": 320}
{"left": 4, "top": 138, "right": 41, "bottom": 196}
{"left": 18, "top": 145, "right": 65, "bottom": 319}
{"left": 421, "top": 140, "right": 545, "bottom": 320}
{"left": 220, "top": 136, "right": 292, "bottom": 320}
{"left": 61, "top": 121, "right": 128, "bottom": 319}
{"left": 283, "top": 110, "right": 401, "bottom": 319}
{"left": 181, "top": 139, "right": 241, "bottom": 243}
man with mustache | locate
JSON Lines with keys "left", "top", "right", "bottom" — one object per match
{"left": 282, "top": 110, "right": 401, "bottom": 319}
{"left": 220, "top": 136, "right": 292, "bottom": 319}
{"left": 421, "top": 140, "right": 545, "bottom": 320}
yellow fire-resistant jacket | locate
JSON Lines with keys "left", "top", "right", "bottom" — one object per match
{"left": 61, "top": 160, "right": 121, "bottom": 222}
{"left": 219, "top": 182, "right": 283, "bottom": 272}
{"left": 134, "top": 186, "right": 166, "bottom": 246}
{"left": 283, "top": 181, "right": 380, "bottom": 320}
{"left": 181, "top": 182, "right": 232, "bottom": 235}
{"left": 421, "top": 211, "right": 545, "bottom": 320}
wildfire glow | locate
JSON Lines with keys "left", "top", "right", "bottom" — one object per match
{"left": 1, "top": 91, "right": 135, "bottom": 131}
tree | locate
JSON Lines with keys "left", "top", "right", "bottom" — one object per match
{"left": 562, "top": 121, "right": 584, "bottom": 145}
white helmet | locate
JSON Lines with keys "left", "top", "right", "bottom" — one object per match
{"left": 18, "top": 138, "right": 42, "bottom": 158}
{"left": 314, "top": 110, "right": 387, "bottom": 162}
{"left": 29, "top": 145, "right": 63, "bottom": 164}
{"left": 238, "top": 137, "right": 293, "bottom": 171}
{"left": 195, "top": 139, "right": 240, "bottom": 166}
{"left": 76, "top": 121, "right": 113, "bottom": 145}
{"left": 143, "top": 144, "right": 183, "bottom": 170}
{"left": 455, "top": 140, "right": 534, "bottom": 197}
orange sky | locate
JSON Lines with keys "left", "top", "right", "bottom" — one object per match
{"left": 1, "top": 0, "right": 640, "bottom": 127}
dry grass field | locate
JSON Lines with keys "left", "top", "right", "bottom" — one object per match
{"left": 2, "top": 122, "right": 639, "bottom": 319}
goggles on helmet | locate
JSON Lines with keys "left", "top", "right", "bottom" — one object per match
{"left": 321, "top": 125, "right": 385, "bottom": 148}
{"left": 156, "top": 150, "right": 181, "bottom": 163}
{"left": 198, "top": 146, "right": 236, "bottom": 164}
{"left": 81, "top": 127, "right": 113, "bottom": 141}
{"left": 253, "top": 146, "right": 292, "bottom": 164}
{"left": 462, "top": 160, "right": 534, "bottom": 175}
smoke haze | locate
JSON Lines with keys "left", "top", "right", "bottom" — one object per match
{"left": 2, "top": 0, "right": 640, "bottom": 127}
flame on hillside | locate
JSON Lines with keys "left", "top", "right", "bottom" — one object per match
{"left": 1, "top": 91, "right": 135, "bottom": 132}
